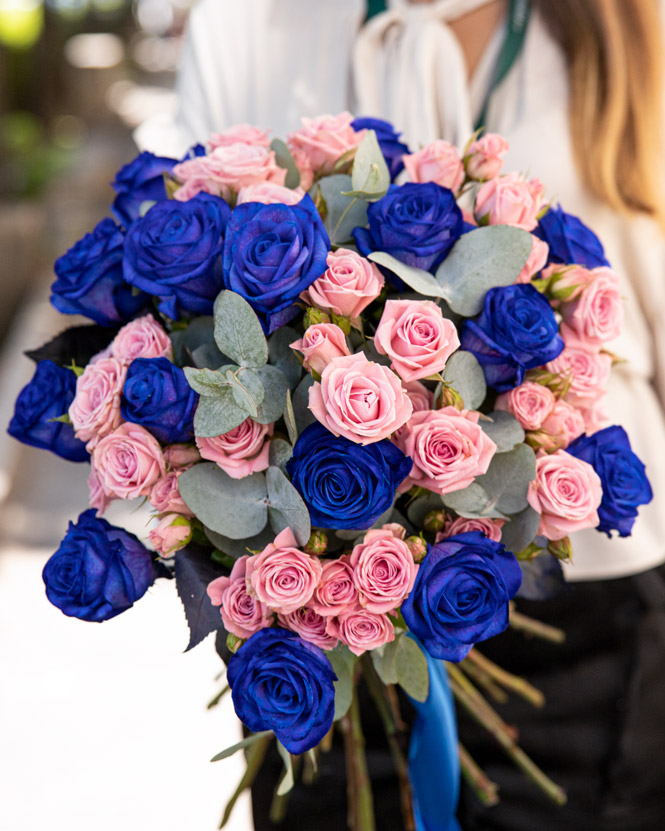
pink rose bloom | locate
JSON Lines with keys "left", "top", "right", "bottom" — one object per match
{"left": 495, "top": 382, "right": 556, "bottom": 431}
{"left": 528, "top": 400, "right": 586, "bottom": 452}
{"left": 278, "top": 607, "right": 339, "bottom": 651}
{"left": 527, "top": 450, "right": 603, "bottom": 540}
{"left": 69, "top": 357, "right": 126, "bottom": 449}
{"left": 208, "top": 124, "right": 271, "bottom": 150}
{"left": 515, "top": 236, "right": 549, "bottom": 283}
{"left": 245, "top": 527, "right": 323, "bottom": 614}
{"left": 288, "top": 144, "right": 314, "bottom": 192}
{"left": 437, "top": 516, "right": 504, "bottom": 542}
{"left": 475, "top": 173, "right": 545, "bottom": 231}
{"left": 560, "top": 267, "right": 623, "bottom": 345}
{"left": 290, "top": 323, "right": 350, "bottom": 376}
{"left": 380, "top": 522, "right": 407, "bottom": 540}
{"left": 207, "top": 556, "right": 273, "bottom": 640}
{"left": 547, "top": 346, "right": 612, "bottom": 409}
{"left": 287, "top": 112, "right": 364, "bottom": 178}
{"left": 195, "top": 418, "right": 273, "bottom": 479}
{"left": 308, "top": 352, "right": 413, "bottom": 444}
{"left": 393, "top": 380, "right": 433, "bottom": 443}
{"left": 149, "top": 470, "right": 194, "bottom": 516}
{"left": 403, "top": 140, "right": 465, "bottom": 192}
{"left": 92, "top": 423, "right": 165, "bottom": 500}
{"left": 111, "top": 314, "right": 172, "bottom": 364}
{"left": 326, "top": 609, "right": 395, "bottom": 657}
{"left": 163, "top": 443, "right": 201, "bottom": 470}
{"left": 237, "top": 182, "right": 306, "bottom": 205}
{"left": 350, "top": 529, "right": 418, "bottom": 614}
{"left": 172, "top": 177, "right": 212, "bottom": 202}
{"left": 464, "top": 133, "right": 509, "bottom": 180}
{"left": 310, "top": 556, "right": 360, "bottom": 617}
{"left": 89, "top": 345, "right": 113, "bottom": 365}
{"left": 300, "top": 248, "right": 384, "bottom": 320}
{"left": 374, "top": 299, "right": 460, "bottom": 383}
{"left": 543, "top": 264, "right": 595, "bottom": 303}
{"left": 88, "top": 464, "right": 112, "bottom": 514}
{"left": 395, "top": 407, "right": 496, "bottom": 494}
{"left": 578, "top": 395, "right": 609, "bottom": 435}
{"left": 149, "top": 513, "right": 192, "bottom": 556}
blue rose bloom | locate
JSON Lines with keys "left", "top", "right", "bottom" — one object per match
{"left": 401, "top": 531, "right": 522, "bottom": 662}
{"left": 227, "top": 628, "right": 337, "bottom": 754}
{"left": 8, "top": 360, "right": 88, "bottom": 462}
{"left": 123, "top": 192, "right": 231, "bottom": 319}
{"left": 566, "top": 426, "right": 653, "bottom": 537}
{"left": 354, "top": 182, "right": 464, "bottom": 276}
{"left": 461, "top": 283, "right": 564, "bottom": 391}
{"left": 121, "top": 357, "right": 197, "bottom": 444}
{"left": 42, "top": 509, "right": 154, "bottom": 622}
{"left": 111, "top": 150, "right": 178, "bottom": 227}
{"left": 351, "top": 116, "right": 410, "bottom": 180}
{"left": 286, "top": 422, "right": 412, "bottom": 530}
{"left": 222, "top": 195, "right": 330, "bottom": 334}
{"left": 534, "top": 204, "right": 610, "bottom": 269}
{"left": 51, "top": 218, "right": 148, "bottom": 326}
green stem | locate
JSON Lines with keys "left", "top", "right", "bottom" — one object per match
{"left": 340, "top": 680, "right": 376, "bottom": 831}
{"left": 218, "top": 733, "right": 272, "bottom": 828}
{"left": 466, "top": 649, "right": 545, "bottom": 708}
{"left": 458, "top": 742, "right": 500, "bottom": 807}
{"left": 509, "top": 605, "right": 566, "bottom": 643}
{"left": 206, "top": 685, "right": 230, "bottom": 710}
{"left": 460, "top": 660, "right": 509, "bottom": 705}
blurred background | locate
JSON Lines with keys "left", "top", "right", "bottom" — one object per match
{"left": 0, "top": 2, "right": 251, "bottom": 828}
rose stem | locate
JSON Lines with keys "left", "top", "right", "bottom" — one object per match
{"left": 218, "top": 733, "right": 272, "bottom": 828}
{"left": 386, "top": 682, "right": 408, "bottom": 731}
{"left": 446, "top": 666, "right": 567, "bottom": 805}
{"left": 361, "top": 656, "right": 416, "bottom": 831}
{"left": 459, "top": 659, "right": 509, "bottom": 704}
{"left": 447, "top": 663, "right": 519, "bottom": 743}
{"left": 206, "top": 685, "right": 230, "bottom": 710}
{"left": 509, "top": 604, "right": 566, "bottom": 643}
{"left": 269, "top": 756, "right": 302, "bottom": 824}
{"left": 458, "top": 742, "right": 501, "bottom": 806}
{"left": 320, "top": 724, "right": 334, "bottom": 754}
{"left": 466, "top": 649, "right": 545, "bottom": 708}
{"left": 340, "top": 678, "right": 377, "bottom": 831}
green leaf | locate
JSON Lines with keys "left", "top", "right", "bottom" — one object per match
{"left": 292, "top": 374, "right": 317, "bottom": 433}
{"left": 192, "top": 390, "right": 249, "bottom": 438}
{"left": 226, "top": 367, "right": 265, "bottom": 417}
{"left": 441, "top": 482, "right": 495, "bottom": 518}
{"left": 266, "top": 466, "right": 311, "bottom": 545}
{"left": 214, "top": 290, "right": 269, "bottom": 368}
{"left": 211, "top": 730, "right": 273, "bottom": 762}
{"left": 368, "top": 252, "right": 446, "bottom": 297}
{"left": 184, "top": 365, "right": 233, "bottom": 396}
{"left": 348, "top": 129, "right": 390, "bottom": 201}
{"left": 284, "top": 389, "right": 298, "bottom": 446}
{"left": 268, "top": 438, "right": 293, "bottom": 472}
{"left": 268, "top": 326, "right": 303, "bottom": 389}
{"left": 316, "top": 174, "right": 369, "bottom": 246}
{"left": 179, "top": 464, "right": 269, "bottom": 539}
{"left": 406, "top": 492, "right": 445, "bottom": 529}
{"left": 254, "top": 365, "right": 289, "bottom": 424}
{"left": 327, "top": 646, "right": 356, "bottom": 721}
{"left": 276, "top": 740, "right": 295, "bottom": 796}
{"left": 270, "top": 138, "right": 301, "bottom": 189}
{"left": 480, "top": 411, "right": 525, "bottom": 452}
{"left": 170, "top": 316, "right": 217, "bottom": 366}
{"left": 190, "top": 342, "right": 226, "bottom": 370}
{"left": 204, "top": 525, "right": 276, "bottom": 559}
{"left": 396, "top": 636, "right": 429, "bottom": 703}
{"left": 434, "top": 226, "right": 533, "bottom": 316}
{"left": 371, "top": 638, "right": 400, "bottom": 685}
{"left": 500, "top": 505, "right": 540, "bottom": 554}
{"left": 441, "top": 351, "right": 487, "bottom": 410}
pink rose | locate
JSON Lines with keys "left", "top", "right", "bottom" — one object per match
{"left": 69, "top": 357, "right": 126, "bottom": 449}
{"left": 515, "top": 236, "right": 549, "bottom": 283}
{"left": 308, "top": 352, "right": 413, "bottom": 444}
{"left": 208, "top": 124, "right": 271, "bottom": 150}
{"left": 149, "top": 470, "right": 194, "bottom": 516}
{"left": 172, "top": 178, "right": 212, "bottom": 202}
{"left": 349, "top": 529, "right": 418, "bottom": 614}
{"left": 374, "top": 299, "right": 460, "bottom": 382}
{"left": 310, "top": 556, "right": 360, "bottom": 617}
{"left": 245, "top": 528, "right": 323, "bottom": 614}
{"left": 207, "top": 556, "right": 273, "bottom": 640}
{"left": 543, "top": 264, "right": 595, "bottom": 303}
{"left": 195, "top": 418, "right": 273, "bottom": 479}
{"left": 287, "top": 112, "right": 364, "bottom": 178}
{"left": 530, "top": 399, "right": 586, "bottom": 451}
{"left": 163, "top": 443, "right": 201, "bottom": 470}
{"left": 437, "top": 516, "right": 504, "bottom": 542}
{"left": 88, "top": 464, "right": 112, "bottom": 514}
{"left": 395, "top": 407, "right": 496, "bottom": 494}
{"left": 527, "top": 450, "right": 603, "bottom": 540}
{"left": 149, "top": 513, "right": 192, "bottom": 556}
{"left": 394, "top": 380, "right": 434, "bottom": 444}
{"left": 290, "top": 323, "right": 350, "bottom": 376}
{"left": 495, "top": 382, "right": 556, "bottom": 430}
{"left": 547, "top": 345, "right": 612, "bottom": 408}
{"left": 403, "top": 140, "right": 465, "bottom": 192}
{"left": 300, "top": 248, "right": 384, "bottom": 320}
{"left": 560, "top": 267, "right": 623, "bottom": 345}
{"left": 578, "top": 395, "right": 609, "bottom": 435}
{"left": 464, "top": 133, "right": 509, "bottom": 180}
{"left": 380, "top": 523, "right": 407, "bottom": 540}
{"left": 111, "top": 314, "right": 172, "bottom": 364}
{"left": 92, "top": 422, "right": 165, "bottom": 500}
{"left": 326, "top": 609, "right": 395, "bottom": 657}
{"left": 236, "top": 182, "right": 306, "bottom": 205}
{"left": 278, "top": 607, "right": 339, "bottom": 650}
{"left": 475, "top": 173, "right": 545, "bottom": 231}
{"left": 288, "top": 144, "right": 314, "bottom": 192}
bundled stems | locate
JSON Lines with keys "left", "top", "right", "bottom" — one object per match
{"left": 340, "top": 677, "right": 376, "bottom": 831}
{"left": 458, "top": 742, "right": 500, "bottom": 807}
{"left": 466, "top": 649, "right": 545, "bottom": 708}
{"left": 509, "top": 604, "right": 566, "bottom": 644}
{"left": 218, "top": 733, "right": 272, "bottom": 829}
{"left": 460, "top": 659, "right": 509, "bottom": 704}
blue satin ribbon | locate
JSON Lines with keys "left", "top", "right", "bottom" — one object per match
{"left": 407, "top": 648, "right": 461, "bottom": 831}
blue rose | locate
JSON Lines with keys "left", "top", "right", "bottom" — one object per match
{"left": 123, "top": 192, "right": 231, "bottom": 319}
{"left": 51, "top": 218, "right": 148, "bottom": 326}
{"left": 401, "top": 532, "right": 522, "bottom": 662}
{"left": 534, "top": 204, "right": 610, "bottom": 269}
{"left": 42, "top": 509, "right": 154, "bottom": 622}
{"left": 111, "top": 150, "right": 178, "bottom": 227}
{"left": 8, "top": 360, "right": 88, "bottom": 462}
{"left": 351, "top": 116, "right": 410, "bottom": 180}
{"left": 461, "top": 283, "right": 564, "bottom": 391}
{"left": 566, "top": 426, "right": 653, "bottom": 537}
{"left": 354, "top": 182, "right": 464, "bottom": 276}
{"left": 121, "top": 357, "right": 197, "bottom": 444}
{"left": 286, "top": 422, "right": 412, "bottom": 530}
{"left": 227, "top": 628, "right": 336, "bottom": 754}
{"left": 222, "top": 195, "right": 330, "bottom": 334}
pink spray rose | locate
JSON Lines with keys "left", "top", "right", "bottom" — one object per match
{"left": 207, "top": 556, "right": 273, "bottom": 640}
{"left": 290, "top": 323, "right": 350, "bottom": 376}
{"left": 163, "top": 443, "right": 201, "bottom": 470}
{"left": 437, "top": 515, "right": 504, "bottom": 542}
{"left": 349, "top": 529, "right": 418, "bottom": 614}
{"left": 527, "top": 450, "right": 603, "bottom": 540}
{"left": 208, "top": 124, "right": 271, "bottom": 150}
{"left": 464, "top": 133, "right": 509, "bottom": 180}
{"left": 237, "top": 182, "right": 306, "bottom": 205}
{"left": 149, "top": 470, "right": 194, "bottom": 516}
{"left": 530, "top": 399, "right": 586, "bottom": 452}
{"left": 374, "top": 299, "right": 460, "bottom": 383}
{"left": 300, "top": 248, "right": 384, "bottom": 320}
{"left": 69, "top": 357, "right": 126, "bottom": 449}
{"left": 515, "top": 236, "right": 549, "bottom": 283}
{"left": 393, "top": 380, "right": 434, "bottom": 444}
{"left": 542, "top": 264, "right": 595, "bottom": 303}
{"left": 308, "top": 352, "right": 413, "bottom": 444}
{"left": 92, "top": 422, "right": 165, "bottom": 500}
{"left": 495, "top": 382, "right": 556, "bottom": 431}
{"left": 310, "top": 556, "right": 360, "bottom": 617}
{"left": 88, "top": 463, "right": 112, "bottom": 514}
{"left": 560, "top": 267, "right": 623, "bottom": 345}
{"left": 475, "top": 173, "right": 545, "bottom": 231}
{"left": 326, "top": 609, "right": 395, "bottom": 657}
{"left": 402, "top": 140, "right": 465, "bottom": 192}
{"left": 149, "top": 513, "right": 192, "bottom": 556}
{"left": 395, "top": 407, "right": 496, "bottom": 494}
{"left": 287, "top": 112, "right": 364, "bottom": 179}
{"left": 195, "top": 418, "right": 273, "bottom": 479}
{"left": 278, "top": 607, "right": 339, "bottom": 651}
{"left": 547, "top": 345, "right": 612, "bottom": 409}
{"left": 111, "top": 314, "right": 172, "bottom": 363}
{"left": 245, "top": 528, "right": 323, "bottom": 614}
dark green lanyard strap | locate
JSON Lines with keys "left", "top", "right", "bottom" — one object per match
{"left": 366, "top": 0, "right": 387, "bottom": 20}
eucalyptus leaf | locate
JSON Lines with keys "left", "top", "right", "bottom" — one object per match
{"left": 316, "top": 174, "right": 369, "bottom": 246}
{"left": 214, "top": 290, "right": 269, "bottom": 368}
{"left": 170, "top": 316, "right": 216, "bottom": 366}
{"left": 327, "top": 646, "right": 356, "bottom": 721}
{"left": 184, "top": 365, "right": 234, "bottom": 396}
{"left": 292, "top": 375, "right": 317, "bottom": 433}
{"left": 368, "top": 252, "right": 446, "bottom": 297}
{"left": 371, "top": 638, "right": 400, "bottom": 685}
{"left": 500, "top": 505, "right": 541, "bottom": 555}
{"left": 270, "top": 138, "right": 301, "bottom": 189}
{"left": 268, "top": 326, "right": 303, "bottom": 389}
{"left": 396, "top": 636, "right": 429, "bottom": 703}
{"left": 266, "top": 466, "right": 311, "bottom": 545}
{"left": 254, "top": 365, "right": 289, "bottom": 424}
{"left": 190, "top": 342, "right": 226, "bottom": 370}
{"left": 211, "top": 731, "right": 273, "bottom": 763}
{"left": 441, "top": 351, "right": 486, "bottom": 410}
{"left": 193, "top": 390, "right": 249, "bottom": 438}
{"left": 204, "top": 525, "right": 276, "bottom": 559}
{"left": 349, "top": 129, "right": 390, "bottom": 201}
{"left": 407, "top": 492, "right": 446, "bottom": 529}
{"left": 480, "top": 411, "right": 526, "bottom": 453}
{"left": 226, "top": 367, "right": 265, "bottom": 417}
{"left": 442, "top": 482, "right": 493, "bottom": 517}
{"left": 268, "top": 438, "right": 293, "bottom": 472}
{"left": 276, "top": 741, "right": 295, "bottom": 796}
{"left": 284, "top": 390, "right": 298, "bottom": 446}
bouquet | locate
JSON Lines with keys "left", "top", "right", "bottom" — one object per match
{"left": 8, "top": 112, "right": 653, "bottom": 830}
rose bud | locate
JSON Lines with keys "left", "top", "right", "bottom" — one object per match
{"left": 303, "top": 307, "right": 332, "bottom": 328}
{"left": 548, "top": 536, "right": 573, "bottom": 561}
{"left": 304, "top": 530, "right": 328, "bottom": 557}
{"left": 405, "top": 535, "right": 428, "bottom": 563}
{"left": 149, "top": 513, "right": 192, "bottom": 556}
{"left": 424, "top": 509, "right": 447, "bottom": 533}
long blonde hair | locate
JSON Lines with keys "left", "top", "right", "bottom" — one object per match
{"left": 534, "top": 0, "right": 665, "bottom": 227}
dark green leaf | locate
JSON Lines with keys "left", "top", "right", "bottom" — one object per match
{"left": 270, "top": 138, "right": 301, "bottom": 189}
{"left": 292, "top": 374, "right": 317, "bottom": 433}
{"left": 500, "top": 505, "right": 541, "bottom": 554}
{"left": 174, "top": 546, "right": 227, "bottom": 651}
{"left": 25, "top": 324, "right": 117, "bottom": 368}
